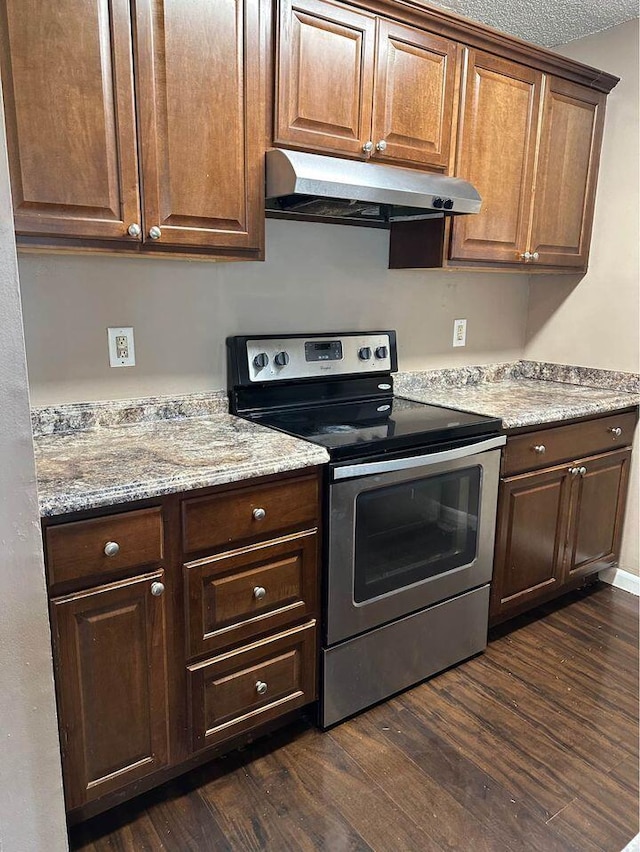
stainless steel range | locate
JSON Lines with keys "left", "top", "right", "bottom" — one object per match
{"left": 227, "top": 332, "right": 505, "bottom": 727}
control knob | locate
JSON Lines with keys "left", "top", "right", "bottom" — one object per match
{"left": 253, "top": 352, "right": 269, "bottom": 370}
{"left": 432, "top": 197, "right": 444, "bottom": 209}
{"left": 358, "top": 347, "right": 372, "bottom": 361}
{"left": 274, "top": 351, "right": 290, "bottom": 367}
{"left": 443, "top": 199, "right": 454, "bottom": 210}
{"left": 375, "top": 345, "right": 388, "bottom": 359}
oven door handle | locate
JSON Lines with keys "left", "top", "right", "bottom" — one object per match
{"left": 332, "top": 435, "right": 506, "bottom": 481}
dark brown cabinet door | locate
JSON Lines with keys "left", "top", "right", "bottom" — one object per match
{"left": 274, "top": 0, "right": 376, "bottom": 157}
{"left": 529, "top": 76, "right": 606, "bottom": 269}
{"left": 490, "top": 465, "right": 571, "bottom": 621}
{"left": 0, "top": 0, "right": 140, "bottom": 240}
{"left": 565, "top": 448, "right": 631, "bottom": 580}
{"left": 450, "top": 51, "right": 541, "bottom": 264}
{"left": 51, "top": 571, "right": 169, "bottom": 811}
{"left": 133, "top": 0, "right": 264, "bottom": 251}
{"left": 372, "top": 22, "right": 457, "bottom": 169}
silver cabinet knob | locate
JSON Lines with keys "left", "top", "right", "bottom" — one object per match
{"left": 532, "top": 251, "right": 540, "bottom": 260}
{"left": 362, "top": 141, "right": 374, "bottom": 153}
{"left": 127, "top": 223, "right": 141, "bottom": 238}
{"left": 520, "top": 251, "right": 532, "bottom": 260}
{"left": 104, "top": 541, "right": 120, "bottom": 557}
{"left": 150, "top": 582, "right": 165, "bottom": 596}
{"left": 533, "top": 444, "right": 546, "bottom": 454}
{"left": 253, "top": 586, "right": 266, "bottom": 601}
{"left": 252, "top": 507, "right": 266, "bottom": 521}
{"left": 609, "top": 427, "right": 623, "bottom": 437}
{"left": 375, "top": 140, "right": 387, "bottom": 152}
{"left": 568, "top": 467, "right": 579, "bottom": 477}
{"left": 148, "top": 226, "right": 162, "bottom": 240}
{"left": 255, "top": 680, "right": 268, "bottom": 696}
{"left": 579, "top": 466, "right": 587, "bottom": 476}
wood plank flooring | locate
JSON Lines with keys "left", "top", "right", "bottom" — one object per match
{"left": 70, "top": 583, "right": 639, "bottom": 851}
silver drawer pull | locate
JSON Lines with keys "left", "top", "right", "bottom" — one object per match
{"left": 255, "top": 680, "right": 268, "bottom": 696}
{"left": 252, "top": 507, "right": 266, "bottom": 521}
{"left": 104, "top": 541, "right": 120, "bottom": 557}
{"left": 568, "top": 467, "right": 579, "bottom": 477}
{"left": 579, "top": 466, "right": 587, "bottom": 476}
{"left": 608, "top": 427, "right": 622, "bottom": 437}
{"left": 533, "top": 444, "right": 546, "bottom": 454}
{"left": 253, "top": 586, "right": 266, "bottom": 601}
{"left": 150, "top": 582, "right": 165, "bottom": 597}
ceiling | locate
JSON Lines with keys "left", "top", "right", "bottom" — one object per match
{"left": 425, "top": 0, "right": 639, "bottom": 46}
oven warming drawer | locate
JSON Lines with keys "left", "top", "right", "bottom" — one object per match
{"left": 321, "top": 584, "right": 490, "bottom": 728}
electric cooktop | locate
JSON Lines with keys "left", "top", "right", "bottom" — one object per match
{"left": 227, "top": 331, "right": 503, "bottom": 462}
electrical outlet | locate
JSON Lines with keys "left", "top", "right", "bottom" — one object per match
{"left": 108, "top": 327, "right": 135, "bottom": 367}
{"left": 453, "top": 319, "right": 467, "bottom": 347}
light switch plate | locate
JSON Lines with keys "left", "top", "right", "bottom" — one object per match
{"left": 107, "top": 327, "right": 135, "bottom": 367}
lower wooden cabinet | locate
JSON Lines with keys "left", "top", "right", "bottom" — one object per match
{"left": 564, "top": 449, "right": 631, "bottom": 580}
{"left": 50, "top": 570, "right": 169, "bottom": 811}
{"left": 491, "top": 465, "right": 571, "bottom": 618}
{"left": 491, "top": 418, "right": 635, "bottom": 625}
{"left": 43, "top": 469, "right": 322, "bottom": 821}
{"left": 185, "top": 529, "right": 319, "bottom": 657}
{"left": 187, "top": 620, "right": 316, "bottom": 751}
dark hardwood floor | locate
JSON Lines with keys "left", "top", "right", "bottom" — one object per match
{"left": 70, "top": 582, "right": 639, "bottom": 851}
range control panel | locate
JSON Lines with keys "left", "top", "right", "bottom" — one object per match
{"left": 243, "top": 333, "right": 395, "bottom": 382}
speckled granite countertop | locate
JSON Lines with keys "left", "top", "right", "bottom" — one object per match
{"left": 34, "top": 362, "right": 639, "bottom": 517}
{"left": 34, "top": 394, "right": 329, "bottom": 517}
{"left": 396, "top": 361, "right": 639, "bottom": 430}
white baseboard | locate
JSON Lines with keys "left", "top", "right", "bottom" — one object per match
{"left": 599, "top": 567, "right": 640, "bottom": 596}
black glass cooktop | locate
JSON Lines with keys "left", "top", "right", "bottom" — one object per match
{"left": 250, "top": 396, "right": 502, "bottom": 461}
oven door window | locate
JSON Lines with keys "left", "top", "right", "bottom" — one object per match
{"left": 354, "top": 466, "right": 481, "bottom": 603}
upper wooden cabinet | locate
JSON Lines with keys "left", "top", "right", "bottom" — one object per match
{"left": 0, "top": 0, "right": 141, "bottom": 241}
{"left": 451, "top": 52, "right": 606, "bottom": 269}
{"left": 372, "top": 20, "right": 458, "bottom": 169}
{"left": 0, "top": 0, "right": 264, "bottom": 256}
{"left": 1, "top": 0, "right": 617, "bottom": 264}
{"left": 450, "top": 51, "right": 541, "bottom": 264}
{"left": 133, "top": 0, "right": 264, "bottom": 251}
{"left": 529, "top": 76, "right": 605, "bottom": 268}
{"left": 275, "top": 0, "right": 459, "bottom": 169}
{"left": 275, "top": 0, "right": 376, "bottom": 157}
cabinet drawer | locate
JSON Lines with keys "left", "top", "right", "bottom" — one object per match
{"left": 46, "top": 507, "right": 164, "bottom": 587}
{"left": 503, "top": 411, "right": 637, "bottom": 476}
{"left": 187, "top": 621, "right": 316, "bottom": 751}
{"left": 185, "top": 531, "right": 319, "bottom": 657}
{"left": 182, "top": 475, "right": 319, "bottom": 555}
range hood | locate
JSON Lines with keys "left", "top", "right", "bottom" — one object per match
{"left": 265, "top": 149, "right": 481, "bottom": 226}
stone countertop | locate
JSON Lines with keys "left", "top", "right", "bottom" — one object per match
{"left": 395, "top": 362, "right": 640, "bottom": 430}
{"left": 34, "top": 413, "right": 329, "bottom": 517}
{"left": 33, "top": 362, "right": 639, "bottom": 516}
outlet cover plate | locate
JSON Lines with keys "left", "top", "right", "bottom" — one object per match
{"left": 107, "top": 327, "right": 135, "bottom": 367}
{"left": 453, "top": 319, "right": 467, "bottom": 348}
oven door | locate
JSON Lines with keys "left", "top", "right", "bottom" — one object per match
{"left": 326, "top": 436, "right": 505, "bottom": 646}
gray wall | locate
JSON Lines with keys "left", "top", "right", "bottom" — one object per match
{"left": 0, "top": 87, "right": 68, "bottom": 850}
{"left": 19, "top": 220, "right": 529, "bottom": 405}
